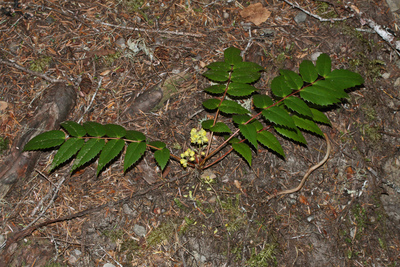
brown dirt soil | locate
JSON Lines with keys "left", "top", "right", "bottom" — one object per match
{"left": 1, "top": 0, "right": 400, "bottom": 266}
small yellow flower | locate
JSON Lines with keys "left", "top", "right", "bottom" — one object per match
{"left": 180, "top": 158, "right": 188, "bottom": 167}
{"left": 190, "top": 128, "right": 208, "bottom": 145}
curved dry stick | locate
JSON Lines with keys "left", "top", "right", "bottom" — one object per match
{"left": 266, "top": 133, "right": 331, "bottom": 202}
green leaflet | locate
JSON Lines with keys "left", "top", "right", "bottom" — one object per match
{"left": 50, "top": 138, "right": 84, "bottom": 171}
{"left": 232, "top": 114, "right": 252, "bottom": 125}
{"left": 224, "top": 47, "right": 242, "bottom": 65}
{"left": 233, "top": 61, "right": 264, "bottom": 72}
{"left": 72, "top": 138, "right": 105, "bottom": 172}
{"left": 202, "top": 69, "right": 230, "bottom": 82}
{"left": 210, "top": 122, "right": 231, "bottom": 133}
{"left": 325, "top": 69, "right": 364, "bottom": 90}
{"left": 274, "top": 126, "right": 307, "bottom": 144}
{"left": 124, "top": 142, "right": 147, "bottom": 171}
{"left": 206, "top": 62, "right": 231, "bottom": 71}
{"left": 105, "top": 124, "right": 126, "bottom": 138}
{"left": 149, "top": 141, "right": 166, "bottom": 149}
{"left": 231, "top": 71, "right": 261, "bottom": 84}
{"left": 300, "top": 86, "right": 341, "bottom": 106}
{"left": 299, "top": 60, "right": 318, "bottom": 83}
{"left": 257, "top": 131, "right": 285, "bottom": 158}
{"left": 239, "top": 124, "right": 258, "bottom": 149}
{"left": 262, "top": 106, "right": 296, "bottom": 129}
{"left": 83, "top": 121, "right": 106, "bottom": 137}
{"left": 280, "top": 69, "right": 303, "bottom": 90}
{"left": 271, "top": 75, "right": 292, "bottom": 97}
{"left": 204, "top": 84, "right": 226, "bottom": 94}
{"left": 219, "top": 100, "right": 249, "bottom": 114}
{"left": 97, "top": 139, "right": 125, "bottom": 176}
{"left": 154, "top": 147, "right": 170, "bottom": 170}
{"left": 316, "top": 53, "right": 331, "bottom": 77}
{"left": 125, "top": 130, "right": 146, "bottom": 141}
{"left": 23, "top": 130, "right": 65, "bottom": 151}
{"left": 284, "top": 96, "right": 313, "bottom": 118}
{"left": 293, "top": 115, "right": 324, "bottom": 137}
{"left": 310, "top": 108, "right": 331, "bottom": 126}
{"left": 252, "top": 94, "right": 273, "bottom": 109}
{"left": 203, "top": 98, "right": 221, "bottom": 110}
{"left": 232, "top": 142, "right": 252, "bottom": 166}
{"left": 201, "top": 119, "right": 214, "bottom": 130}
{"left": 227, "top": 83, "right": 257, "bottom": 97}
{"left": 61, "top": 121, "right": 86, "bottom": 137}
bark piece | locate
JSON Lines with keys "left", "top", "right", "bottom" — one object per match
{"left": 0, "top": 83, "right": 76, "bottom": 199}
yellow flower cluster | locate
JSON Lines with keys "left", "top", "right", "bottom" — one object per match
{"left": 190, "top": 128, "right": 208, "bottom": 145}
{"left": 180, "top": 148, "right": 195, "bottom": 167}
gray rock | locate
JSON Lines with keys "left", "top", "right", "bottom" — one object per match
{"left": 133, "top": 224, "right": 147, "bottom": 237}
{"left": 386, "top": 0, "right": 400, "bottom": 12}
{"left": 103, "top": 264, "right": 116, "bottom": 267}
{"left": 294, "top": 12, "right": 307, "bottom": 24}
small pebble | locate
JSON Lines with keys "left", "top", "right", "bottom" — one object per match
{"left": 133, "top": 224, "right": 147, "bottom": 237}
{"left": 382, "top": 72, "right": 390, "bottom": 79}
{"left": 394, "top": 77, "right": 400, "bottom": 87}
{"left": 223, "top": 12, "right": 229, "bottom": 19}
{"left": 294, "top": 12, "right": 307, "bottom": 24}
{"left": 311, "top": 52, "right": 322, "bottom": 62}
{"left": 103, "top": 264, "right": 116, "bottom": 267}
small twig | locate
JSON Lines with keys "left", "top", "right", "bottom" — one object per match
{"left": 266, "top": 133, "right": 331, "bottom": 202}
{"left": 87, "top": 20, "right": 205, "bottom": 38}
{"left": 0, "top": 58, "right": 67, "bottom": 83}
{"left": 280, "top": 0, "right": 355, "bottom": 22}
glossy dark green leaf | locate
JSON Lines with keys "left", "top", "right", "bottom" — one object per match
{"left": 293, "top": 115, "right": 324, "bottom": 137}
{"left": 61, "top": 121, "right": 86, "bottom": 137}
{"left": 274, "top": 126, "right": 307, "bottom": 144}
{"left": 262, "top": 106, "right": 296, "bottom": 129}
{"left": 232, "top": 143, "right": 252, "bottom": 166}
{"left": 310, "top": 108, "right": 331, "bottom": 125}
{"left": 280, "top": 69, "right": 303, "bottom": 90}
{"left": 125, "top": 130, "right": 146, "bottom": 141}
{"left": 227, "top": 83, "right": 257, "bottom": 97}
{"left": 224, "top": 47, "right": 243, "bottom": 65}
{"left": 124, "top": 142, "right": 147, "bottom": 171}
{"left": 210, "top": 122, "right": 231, "bottom": 133}
{"left": 299, "top": 60, "right": 318, "bottom": 83}
{"left": 312, "top": 80, "right": 349, "bottom": 99}
{"left": 203, "top": 98, "right": 221, "bottom": 110}
{"left": 257, "top": 131, "right": 285, "bottom": 158}
{"left": 201, "top": 119, "right": 214, "bottom": 130}
{"left": 233, "top": 61, "right": 264, "bottom": 72}
{"left": 154, "top": 147, "right": 170, "bottom": 170}
{"left": 72, "top": 138, "right": 105, "bottom": 172}
{"left": 325, "top": 69, "right": 364, "bottom": 90}
{"left": 83, "top": 121, "right": 106, "bottom": 137}
{"left": 232, "top": 114, "right": 252, "bottom": 125}
{"left": 105, "top": 124, "right": 126, "bottom": 138}
{"left": 251, "top": 120, "right": 264, "bottom": 131}
{"left": 284, "top": 96, "right": 313, "bottom": 118}
{"left": 271, "top": 75, "right": 292, "bottom": 97}
{"left": 202, "top": 69, "right": 230, "bottom": 82}
{"left": 97, "top": 139, "right": 125, "bottom": 175}
{"left": 252, "top": 94, "right": 274, "bottom": 109}
{"left": 219, "top": 100, "right": 249, "bottom": 114}
{"left": 23, "top": 130, "right": 65, "bottom": 151}
{"left": 300, "top": 86, "right": 341, "bottom": 106}
{"left": 316, "top": 53, "right": 331, "bottom": 77}
{"left": 50, "top": 138, "right": 84, "bottom": 171}
{"left": 204, "top": 84, "right": 226, "bottom": 94}
{"left": 148, "top": 141, "right": 166, "bottom": 149}
{"left": 206, "top": 61, "right": 231, "bottom": 71}
{"left": 231, "top": 71, "right": 260, "bottom": 84}
{"left": 239, "top": 124, "right": 258, "bottom": 149}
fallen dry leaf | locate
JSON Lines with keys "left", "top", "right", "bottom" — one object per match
{"left": 240, "top": 3, "right": 271, "bottom": 26}
{"left": 0, "top": 101, "right": 8, "bottom": 112}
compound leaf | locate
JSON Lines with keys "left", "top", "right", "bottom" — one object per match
{"left": 203, "top": 98, "right": 221, "bottom": 110}
{"left": 239, "top": 124, "right": 258, "bottom": 149}
{"left": 293, "top": 115, "right": 324, "bottom": 137}
{"left": 299, "top": 60, "right": 318, "bottom": 83}
{"left": 262, "top": 106, "right": 296, "bottom": 129}
{"left": 275, "top": 126, "right": 307, "bottom": 144}
{"left": 154, "top": 147, "right": 170, "bottom": 170}
{"left": 224, "top": 47, "right": 242, "bottom": 65}
{"left": 284, "top": 96, "right": 313, "bottom": 118}
{"left": 97, "top": 139, "right": 125, "bottom": 176}
{"left": 271, "top": 75, "right": 292, "bottom": 97}
{"left": 219, "top": 100, "right": 249, "bottom": 114}
{"left": 203, "top": 69, "right": 230, "bottom": 82}
{"left": 210, "top": 122, "right": 231, "bottom": 133}
{"left": 105, "top": 124, "right": 126, "bottom": 138}
{"left": 124, "top": 142, "right": 147, "bottom": 171}
{"left": 61, "top": 121, "right": 86, "bottom": 137}
{"left": 72, "top": 138, "right": 105, "bottom": 172}
{"left": 24, "top": 130, "right": 65, "bottom": 151}
{"left": 83, "top": 121, "right": 106, "bottom": 137}
{"left": 232, "top": 142, "right": 252, "bottom": 166}
{"left": 253, "top": 94, "right": 274, "bottom": 109}
{"left": 257, "top": 131, "right": 285, "bottom": 158}
{"left": 227, "top": 83, "right": 257, "bottom": 97}
{"left": 125, "top": 130, "right": 146, "bottom": 141}
{"left": 316, "top": 53, "right": 331, "bottom": 77}
{"left": 50, "top": 138, "right": 84, "bottom": 171}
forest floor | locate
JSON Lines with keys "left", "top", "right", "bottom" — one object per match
{"left": 1, "top": 0, "right": 400, "bottom": 266}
